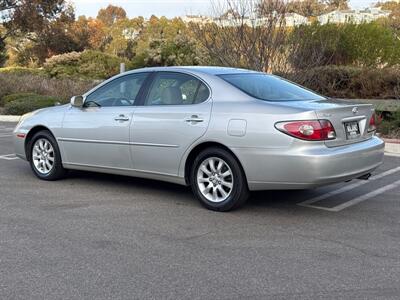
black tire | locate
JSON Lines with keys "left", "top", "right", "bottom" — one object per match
{"left": 27, "top": 130, "right": 67, "bottom": 181}
{"left": 190, "top": 147, "right": 249, "bottom": 211}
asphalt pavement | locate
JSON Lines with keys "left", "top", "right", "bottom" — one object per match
{"left": 1, "top": 122, "right": 400, "bottom": 300}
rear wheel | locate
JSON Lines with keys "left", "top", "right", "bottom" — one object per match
{"left": 28, "top": 130, "right": 67, "bottom": 180}
{"left": 190, "top": 147, "right": 249, "bottom": 211}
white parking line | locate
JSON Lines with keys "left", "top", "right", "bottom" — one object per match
{"left": 0, "top": 154, "right": 18, "bottom": 160}
{"left": 329, "top": 179, "right": 400, "bottom": 211}
{"left": 298, "top": 166, "right": 400, "bottom": 209}
{"left": 302, "top": 179, "right": 400, "bottom": 212}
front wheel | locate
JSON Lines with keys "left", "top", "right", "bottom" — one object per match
{"left": 190, "top": 147, "right": 249, "bottom": 211}
{"left": 28, "top": 130, "right": 67, "bottom": 180}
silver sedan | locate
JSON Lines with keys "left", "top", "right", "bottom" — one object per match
{"left": 13, "top": 67, "right": 384, "bottom": 211}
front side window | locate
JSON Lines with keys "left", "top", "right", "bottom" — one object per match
{"left": 86, "top": 73, "right": 149, "bottom": 107}
{"left": 218, "top": 73, "right": 325, "bottom": 101}
{"left": 145, "top": 72, "right": 210, "bottom": 106}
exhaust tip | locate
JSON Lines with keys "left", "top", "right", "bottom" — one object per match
{"left": 357, "top": 173, "right": 371, "bottom": 180}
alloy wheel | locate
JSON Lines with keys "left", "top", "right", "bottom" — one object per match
{"left": 196, "top": 157, "right": 234, "bottom": 203}
{"left": 32, "top": 138, "right": 55, "bottom": 175}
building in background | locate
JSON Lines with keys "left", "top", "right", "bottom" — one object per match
{"left": 183, "top": 7, "right": 391, "bottom": 27}
{"left": 182, "top": 15, "right": 213, "bottom": 25}
{"left": 284, "top": 13, "right": 310, "bottom": 27}
{"left": 318, "top": 7, "right": 391, "bottom": 24}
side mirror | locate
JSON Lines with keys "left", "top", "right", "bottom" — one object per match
{"left": 70, "top": 95, "right": 84, "bottom": 107}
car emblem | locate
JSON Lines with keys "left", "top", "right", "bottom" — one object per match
{"left": 352, "top": 107, "right": 358, "bottom": 114}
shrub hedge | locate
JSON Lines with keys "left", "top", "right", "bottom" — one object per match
{"left": 378, "top": 109, "right": 400, "bottom": 139}
{"left": 288, "top": 22, "right": 400, "bottom": 69}
{"left": 3, "top": 93, "right": 59, "bottom": 115}
{"left": 0, "top": 67, "right": 45, "bottom": 76}
{"left": 278, "top": 66, "right": 400, "bottom": 99}
{"left": 0, "top": 92, "right": 38, "bottom": 106}
{"left": 43, "top": 50, "right": 133, "bottom": 79}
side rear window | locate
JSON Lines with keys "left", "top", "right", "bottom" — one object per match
{"left": 145, "top": 72, "right": 210, "bottom": 106}
{"left": 219, "top": 73, "right": 325, "bottom": 101}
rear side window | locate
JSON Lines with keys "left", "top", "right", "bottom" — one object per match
{"left": 145, "top": 72, "right": 210, "bottom": 106}
{"left": 219, "top": 73, "right": 325, "bottom": 101}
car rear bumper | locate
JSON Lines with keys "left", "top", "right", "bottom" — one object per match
{"left": 232, "top": 136, "right": 385, "bottom": 191}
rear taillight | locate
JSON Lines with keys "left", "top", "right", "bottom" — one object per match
{"left": 368, "top": 112, "right": 376, "bottom": 132}
{"left": 275, "top": 120, "right": 336, "bottom": 141}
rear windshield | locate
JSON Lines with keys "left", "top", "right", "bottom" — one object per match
{"left": 218, "top": 73, "right": 325, "bottom": 101}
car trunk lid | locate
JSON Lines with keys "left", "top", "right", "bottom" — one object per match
{"left": 271, "top": 98, "right": 375, "bottom": 147}
{"left": 313, "top": 99, "right": 374, "bottom": 147}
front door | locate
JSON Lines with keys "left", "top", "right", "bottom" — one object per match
{"left": 60, "top": 72, "right": 149, "bottom": 169}
{"left": 130, "top": 71, "right": 212, "bottom": 176}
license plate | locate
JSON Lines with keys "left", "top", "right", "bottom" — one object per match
{"left": 345, "top": 121, "right": 360, "bottom": 139}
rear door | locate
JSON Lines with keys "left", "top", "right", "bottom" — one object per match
{"left": 130, "top": 71, "right": 212, "bottom": 175}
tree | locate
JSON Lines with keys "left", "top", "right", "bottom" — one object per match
{"left": 97, "top": 5, "right": 127, "bottom": 26}
{"left": 375, "top": 1, "right": 400, "bottom": 31}
{"left": 133, "top": 35, "right": 207, "bottom": 68}
{"left": 104, "top": 17, "right": 144, "bottom": 59}
{"left": 287, "top": 0, "right": 326, "bottom": 17}
{"left": 324, "top": 0, "right": 349, "bottom": 11}
{"left": 0, "top": 25, "right": 7, "bottom": 66}
{"left": 375, "top": 1, "right": 400, "bottom": 11}
{"left": 69, "top": 16, "right": 107, "bottom": 51}
{"left": 0, "top": 0, "right": 76, "bottom": 65}
{"left": 194, "top": 0, "right": 289, "bottom": 72}
{"left": 1, "top": 0, "right": 74, "bottom": 37}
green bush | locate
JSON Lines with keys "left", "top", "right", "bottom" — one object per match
{"left": 0, "top": 67, "right": 45, "bottom": 76}
{"left": 289, "top": 22, "right": 400, "bottom": 69}
{"left": 378, "top": 109, "right": 400, "bottom": 138}
{"left": 278, "top": 66, "right": 400, "bottom": 99}
{"left": 44, "top": 50, "right": 133, "bottom": 79}
{"left": 132, "top": 35, "right": 207, "bottom": 68}
{"left": 0, "top": 92, "right": 39, "bottom": 106}
{"left": 3, "top": 93, "right": 59, "bottom": 115}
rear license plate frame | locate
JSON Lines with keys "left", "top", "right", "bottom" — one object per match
{"left": 344, "top": 121, "right": 361, "bottom": 140}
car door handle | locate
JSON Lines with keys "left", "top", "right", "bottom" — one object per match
{"left": 114, "top": 114, "right": 130, "bottom": 122}
{"left": 185, "top": 115, "right": 204, "bottom": 123}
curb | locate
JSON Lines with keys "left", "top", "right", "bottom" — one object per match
{"left": 0, "top": 115, "right": 20, "bottom": 122}
{"left": 383, "top": 139, "right": 400, "bottom": 156}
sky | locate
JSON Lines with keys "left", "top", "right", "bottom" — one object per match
{"left": 71, "top": 0, "right": 378, "bottom": 18}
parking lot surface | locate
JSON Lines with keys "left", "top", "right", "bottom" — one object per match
{"left": 1, "top": 122, "right": 400, "bottom": 299}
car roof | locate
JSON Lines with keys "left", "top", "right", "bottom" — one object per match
{"left": 176, "top": 66, "right": 260, "bottom": 75}
{"left": 127, "top": 66, "right": 260, "bottom": 76}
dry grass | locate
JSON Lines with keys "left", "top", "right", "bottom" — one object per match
{"left": 0, "top": 73, "right": 97, "bottom": 103}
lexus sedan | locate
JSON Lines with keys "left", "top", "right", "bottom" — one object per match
{"left": 13, "top": 66, "right": 384, "bottom": 211}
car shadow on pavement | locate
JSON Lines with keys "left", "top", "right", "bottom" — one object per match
{"left": 248, "top": 190, "right": 313, "bottom": 207}
{"left": 67, "top": 170, "right": 311, "bottom": 210}
{"left": 67, "top": 169, "right": 193, "bottom": 195}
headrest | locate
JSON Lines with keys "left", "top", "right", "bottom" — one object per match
{"left": 161, "top": 87, "right": 183, "bottom": 105}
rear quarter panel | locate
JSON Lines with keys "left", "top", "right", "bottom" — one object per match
{"left": 178, "top": 94, "right": 320, "bottom": 180}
